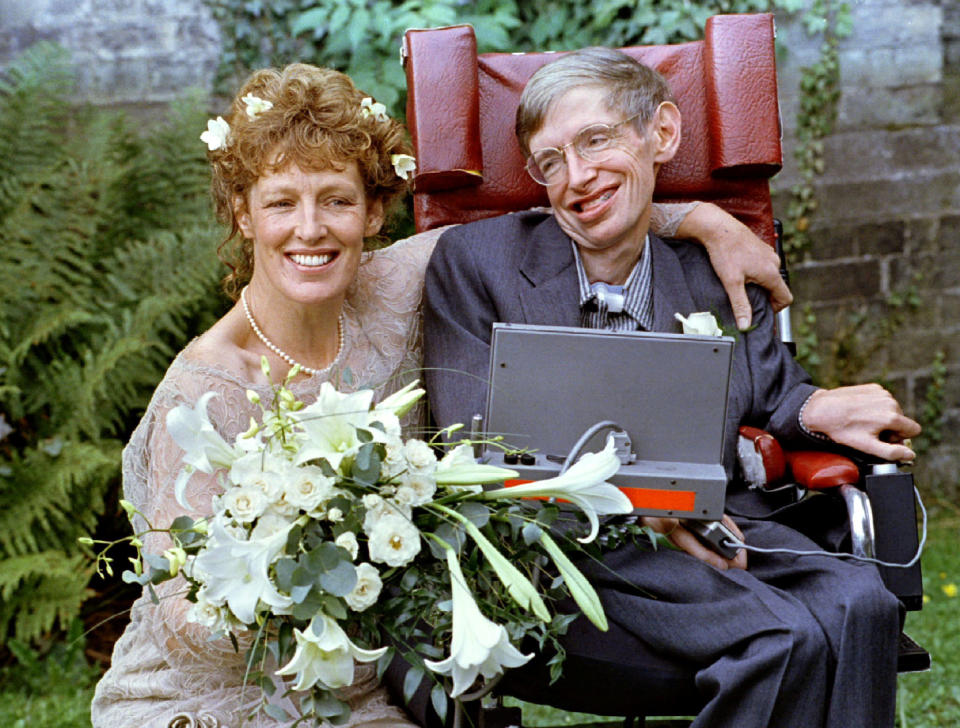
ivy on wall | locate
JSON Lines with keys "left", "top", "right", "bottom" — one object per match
{"left": 781, "top": 0, "right": 852, "bottom": 257}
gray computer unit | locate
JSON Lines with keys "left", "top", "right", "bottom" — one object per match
{"left": 482, "top": 322, "right": 735, "bottom": 520}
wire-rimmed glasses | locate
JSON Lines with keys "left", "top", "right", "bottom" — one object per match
{"left": 524, "top": 113, "right": 641, "bottom": 186}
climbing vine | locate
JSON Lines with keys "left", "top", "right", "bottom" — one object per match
{"left": 780, "top": 0, "right": 853, "bottom": 257}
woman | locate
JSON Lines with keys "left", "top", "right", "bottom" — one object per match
{"left": 91, "top": 62, "right": 792, "bottom": 728}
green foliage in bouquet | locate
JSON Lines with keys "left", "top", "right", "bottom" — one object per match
{"left": 0, "top": 43, "right": 228, "bottom": 642}
{"left": 90, "top": 366, "right": 639, "bottom": 724}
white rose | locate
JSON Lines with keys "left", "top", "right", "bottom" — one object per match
{"left": 345, "top": 563, "right": 383, "bottom": 612}
{"left": 222, "top": 484, "right": 267, "bottom": 523}
{"left": 674, "top": 311, "right": 723, "bottom": 337}
{"left": 328, "top": 507, "right": 344, "bottom": 523}
{"left": 335, "top": 531, "right": 359, "bottom": 560}
{"left": 362, "top": 494, "right": 411, "bottom": 532}
{"left": 378, "top": 412, "right": 403, "bottom": 440}
{"left": 367, "top": 514, "right": 421, "bottom": 567}
{"left": 381, "top": 442, "right": 407, "bottom": 481}
{"left": 395, "top": 472, "right": 436, "bottom": 507}
{"left": 187, "top": 588, "right": 238, "bottom": 634}
{"left": 283, "top": 466, "right": 335, "bottom": 512}
{"left": 403, "top": 439, "right": 437, "bottom": 473}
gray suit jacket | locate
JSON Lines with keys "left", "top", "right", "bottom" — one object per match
{"left": 423, "top": 209, "right": 823, "bottom": 514}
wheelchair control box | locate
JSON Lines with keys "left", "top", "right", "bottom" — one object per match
{"left": 865, "top": 470, "right": 923, "bottom": 611}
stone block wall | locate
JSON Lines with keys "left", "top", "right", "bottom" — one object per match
{"left": 0, "top": 0, "right": 221, "bottom": 110}
{"left": 773, "top": 0, "right": 959, "bottom": 495}
{"left": 1, "top": 0, "right": 957, "bottom": 493}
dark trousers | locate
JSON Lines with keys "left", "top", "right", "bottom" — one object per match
{"left": 500, "top": 516, "right": 900, "bottom": 728}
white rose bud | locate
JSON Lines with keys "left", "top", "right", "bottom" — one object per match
{"left": 345, "top": 563, "right": 383, "bottom": 611}
{"left": 335, "top": 531, "right": 360, "bottom": 560}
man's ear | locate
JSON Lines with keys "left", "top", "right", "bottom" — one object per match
{"left": 234, "top": 195, "right": 253, "bottom": 239}
{"left": 364, "top": 197, "right": 385, "bottom": 238}
{"left": 651, "top": 101, "right": 682, "bottom": 165}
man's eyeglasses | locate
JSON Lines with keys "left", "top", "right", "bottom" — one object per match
{"left": 524, "top": 113, "right": 641, "bottom": 186}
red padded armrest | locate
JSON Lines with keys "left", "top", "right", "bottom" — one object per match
{"left": 739, "top": 425, "right": 787, "bottom": 486}
{"left": 785, "top": 451, "right": 861, "bottom": 490}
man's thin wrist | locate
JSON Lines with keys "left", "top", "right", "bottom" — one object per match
{"left": 798, "top": 392, "right": 832, "bottom": 442}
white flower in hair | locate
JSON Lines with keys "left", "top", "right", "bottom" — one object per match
{"left": 242, "top": 94, "right": 274, "bottom": 120}
{"left": 391, "top": 154, "right": 416, "bottom": 180}
{"left": 200, "top": 116, "right": 231, "bottom": 151}
{"left": 359, "top": 97, "right": 388, "bottom": 121}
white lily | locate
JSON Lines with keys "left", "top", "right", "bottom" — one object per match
{"left": 192, "top": 514, "right": 293, "bottom": 625}
{"left": 167, "top": 392, "right": 238, "bottom": 507}
{"left": 374, "top": 380, "right": 425, "bottom": 419}
{"left": 674, "top": 311, "right": 723, "bottom": 336}
{"left": 437, "top": 506, "right": 550, "bottom": 621}
{"left": 539, "top": 531, "right": 607, "bottom": 631}
{"left": 391, "top": 153, "right": 417, "bottom": 180}
{"left": 436, "top": 444, "right": 518, "bottom": 492}
{"left": 200, "top": 116, "right": 230, "bottom": 151}
{"left": 289, "top": 383, "right": 376, "bottom": 470}
{"left": 483, "top": 435, "right": 630, "bottom": 543}
{"left": 424, "top": 550, "right": 532, "bottom": 697}
{"left": 276, "top": 614, "right": 388, "bottom": 691}
{"left": 241, "top": 93, "right": 273, "bottom": 119}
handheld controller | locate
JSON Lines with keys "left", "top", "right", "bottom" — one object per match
{"left": 682, "top": 519, "right": 742, "bottom": 561}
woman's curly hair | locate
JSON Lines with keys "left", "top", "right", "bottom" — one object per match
{"left": 208, "top": 63, "right": 412, "bottom": 299}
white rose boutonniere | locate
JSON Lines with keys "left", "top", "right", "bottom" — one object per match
{"left": 674, "top": 311, "right": 723, "bottom": 337}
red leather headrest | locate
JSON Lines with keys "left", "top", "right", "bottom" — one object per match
{"left": 403, "top": 14, "right": 782, "bottom": 241}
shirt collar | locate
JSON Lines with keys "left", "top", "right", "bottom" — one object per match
{"left": 573, "top": 236, "right": 654, "bottom": 329}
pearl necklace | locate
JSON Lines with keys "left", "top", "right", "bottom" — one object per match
{"left": 241, "top": 286, "right": 345, "bottom": 377}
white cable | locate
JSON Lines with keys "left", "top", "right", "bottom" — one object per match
{"left": 561, "top": 420, "right": 623, "bottom": 474}
{"left": 722, "top": 486, "right": 928, "bottom": 570}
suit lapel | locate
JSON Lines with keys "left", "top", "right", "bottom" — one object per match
{"left": 517, "top": 215, "right": 580, "bottom": 327}
{"left": 649, "top": 234, "right": 698, "bottom": 333}
{"left": 512, "top": 223, "right": 698, "bottom": 332}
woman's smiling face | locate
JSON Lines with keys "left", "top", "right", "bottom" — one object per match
{"left": 237, "top": 159, "right": 383, "bottom": 310}
{"left": 528, "top": 86, "right": 675, "bottom": 267}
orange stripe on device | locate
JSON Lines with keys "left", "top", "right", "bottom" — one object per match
{"left": 504, "top": 480, "right": 696, "bottom": 512}
{"left": 619, "top": 487, "right": 696, "bottom": 512}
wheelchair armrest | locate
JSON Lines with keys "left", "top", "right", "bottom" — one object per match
{"left": 784, "top": 450, "right": 860, "bottom": 490}
{"left": 738, "top": 426, "right": 860, "bottom": 491}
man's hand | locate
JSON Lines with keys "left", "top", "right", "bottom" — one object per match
{"left": 801, "top": 384, "right": 922, "bottom": 462}
{"left": 674, "top": 202, "right": 793, "bottom": 330}
{"left": 643, "top": 514, "right": 747, "bottom": 571}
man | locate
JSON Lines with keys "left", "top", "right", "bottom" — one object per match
{"left": 423, "top": 48, "right": 920, "bottom": 727}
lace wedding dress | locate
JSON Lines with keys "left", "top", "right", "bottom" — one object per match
{"left": 90, "top": 204, "right": 694, "bottom": 728}
{"left": 91, "top": 228, "right": 444, "bottom": 728}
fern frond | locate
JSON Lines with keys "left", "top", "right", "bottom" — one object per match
{"left": 0, "top": 42, "right": 73, "bottom": 220}
{"left": 0, "top": 440, "right": 121, "bottom": 556}
{"left": 0, "top": 44, "right": 230, "bottom": 646}
{"left": 0, "top": 550, "right": 93, "bottom": 642}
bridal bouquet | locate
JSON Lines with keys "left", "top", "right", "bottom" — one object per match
{"left": 110, "top": 361, "right": 632, "bottom": 725}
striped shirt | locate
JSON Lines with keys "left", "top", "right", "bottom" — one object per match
{"left": 574, "top": 236, "right": 654, "bottom": 331}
